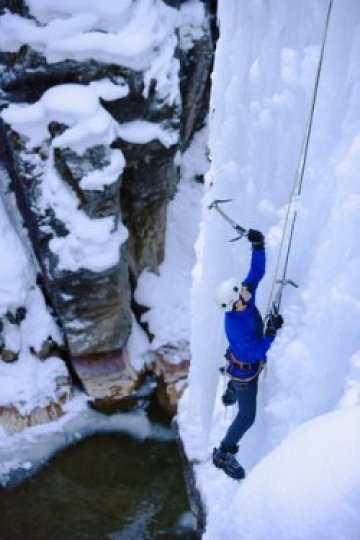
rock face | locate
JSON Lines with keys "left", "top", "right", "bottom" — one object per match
{"left": 0, "top": 0, "right": 216, "bottom": 410}
{"left": 71, "top": 348, "right": 138, "bottom": 407}
{"left": 119, "top": 140, "right": 178, "bottom": 280}
{"left": 0, "top": 374, "right": 71, "bottom": 434}
{"left": 179, "top": 6, "right": 215, "bottom": 149}
{"left": 153, "top": 342, "right": 190, "bottom": 416}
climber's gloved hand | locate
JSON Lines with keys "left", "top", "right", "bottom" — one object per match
{"left": 265, "top": 313, "right": 284, "bottom": 338}
{"left": 222, "top": 381, "right": 237, "bottom": 406}
{"left": 247, "top": 229, "right": 265, "bottom": 250}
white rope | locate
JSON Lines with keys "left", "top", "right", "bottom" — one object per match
{"left": 265, "top": 0, "right": 334, "bottom": 318}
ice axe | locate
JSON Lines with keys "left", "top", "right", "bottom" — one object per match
{"left": 208, "top": 199, "right": 247, "bottom": 242}
{"left": 269, "top": 279, "right": 298, "bottom": 317}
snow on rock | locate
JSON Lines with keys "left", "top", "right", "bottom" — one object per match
{"left": 20, "top": 288, "right": 62, "bottom": 355}
{"left": 1, "top": 79, "right": 130, "bottom": 273}
{"left": 2, "top": 80, "right": 134, "bottom": 361}
{"left": 0, "top": 164, "right": 70, "bottom": 432}
{"left": 0, "top": 0, "right": 213, "bottom": 426}
{"left": 0, "top": 353, "right": 69, "bottom": 418}
{"left": 135, "top": 126, "right": 208, "bottom": 350}
{"left": 0, "top": 0, "right": 213, "bottom": 408}
{"left": 0, "top": 196, "right": 30, "bottom": 316}
{"left": 179, "top": 0, "right": 360, "bottom": 538}
{"left": 126, "top": 314, "right": 151, "bottom": 373}
{"left": 41, "top": 156, "right": 127, "bottom": 273}
{"left": 116, "top": 120, "right": 178, "bottom": 148}
{"left": 0, "top": 169, "right": 60, "bottom": 354}
{"left": 178, "top": 0, "right": 207, "bottom": 51}
{"left": 2, "top": 80, "right": 129, "bottom": 153}
{"left": 0, "top": 0, "right": 180, "bottom": 102}
{"left": 24, "top": 0, "right": 134, "bottom": 25}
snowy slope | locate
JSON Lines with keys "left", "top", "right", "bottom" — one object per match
{"left": 179, "top": 1, "right": 360, "bottom": 538}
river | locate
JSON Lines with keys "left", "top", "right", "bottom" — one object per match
{"left": 0, "top": 399, "right": 195, "bottom": 539}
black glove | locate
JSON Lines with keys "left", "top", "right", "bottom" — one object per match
{"left": 265, "top": 313, "right": 284, "bottom": 338}
{"left": 247, "top": 229, "right": 264, "bottom": 250}
{"left": 222, "top": 381, "right": 237, "bottom": 406}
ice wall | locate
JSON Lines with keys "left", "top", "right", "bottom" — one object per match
{"left": 179, "top": 1, "right": 360, "bottom": 538}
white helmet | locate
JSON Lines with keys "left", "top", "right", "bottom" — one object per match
{"left": 215, "top": 277, "right": 240, "bottom": 310}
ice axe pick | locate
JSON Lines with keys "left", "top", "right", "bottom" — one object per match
{"left": 271, "top": 279, "right": 299, "bottom": 315}
{"left": 208, "top": 199, "right": 247, "bottom": 242}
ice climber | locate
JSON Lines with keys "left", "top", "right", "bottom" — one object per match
{"left": 212, "top": 229, "right": 284, "bottom": 480}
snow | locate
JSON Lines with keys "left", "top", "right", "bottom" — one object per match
{"left": 177, "top": 0, "right": 207, "bottom": 51}
{"left": 0, "top": 353, "right": 68, "bottom": 415}
{"left": 116, "top": 120, "right": 179, "bottom": 148}
{"left": 17, "top": 286, "right": 62, "bottom": 353}
{"left": 0, "top": 3, "right": 163, "bottom": 63}
{"left": 178, "top": 0, "right": 360, "bottom": 538}
{"left": 126, "top": 315, "right": 151, "bottom": 372}
{"left": 0, "top": 195, "right": 30, "bottom": 316}
{"left": 25, "top": 0, "right": 134, "bottom": 24}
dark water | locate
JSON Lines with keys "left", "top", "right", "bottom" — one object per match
{"left": 0, "top": 432, "right": 195, "bottom": 540}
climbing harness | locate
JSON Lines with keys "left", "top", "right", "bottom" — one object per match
{"left": 208, "top": 199, "right": 247, "bottom": 242}
{"left": 265, "top": 0, "right": 333, "bottom": 318}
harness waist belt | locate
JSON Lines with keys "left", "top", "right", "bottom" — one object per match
{"left": 230, "top": 353, "right": 259, "bottom": 371}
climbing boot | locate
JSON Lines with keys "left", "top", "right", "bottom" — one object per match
{"left": 212, "top": 446, "right": 245, "bottom": 480}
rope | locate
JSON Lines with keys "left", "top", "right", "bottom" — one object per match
{"left": 265, "top": 0, "right": 333, "bottom": 317}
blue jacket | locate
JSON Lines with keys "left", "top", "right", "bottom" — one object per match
{"left": 224, "top": 247, "right": 274, "bottom": 379}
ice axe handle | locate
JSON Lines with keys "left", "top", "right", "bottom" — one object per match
{"left": 235, "top": 224, "right": 247, "bottom": 235}
{"left": 208, "top": 200, "right": 247, "bottom": 239}
{"left": 230, "top": 225, "right": 247, "bottom": 242}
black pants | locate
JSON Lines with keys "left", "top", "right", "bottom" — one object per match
{"left": 221, "top": 377, "right": 258, "bottom": 449}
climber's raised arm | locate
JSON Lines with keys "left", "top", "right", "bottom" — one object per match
{"left": 241, "top": 229, "right": 265, "bottom": 300}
